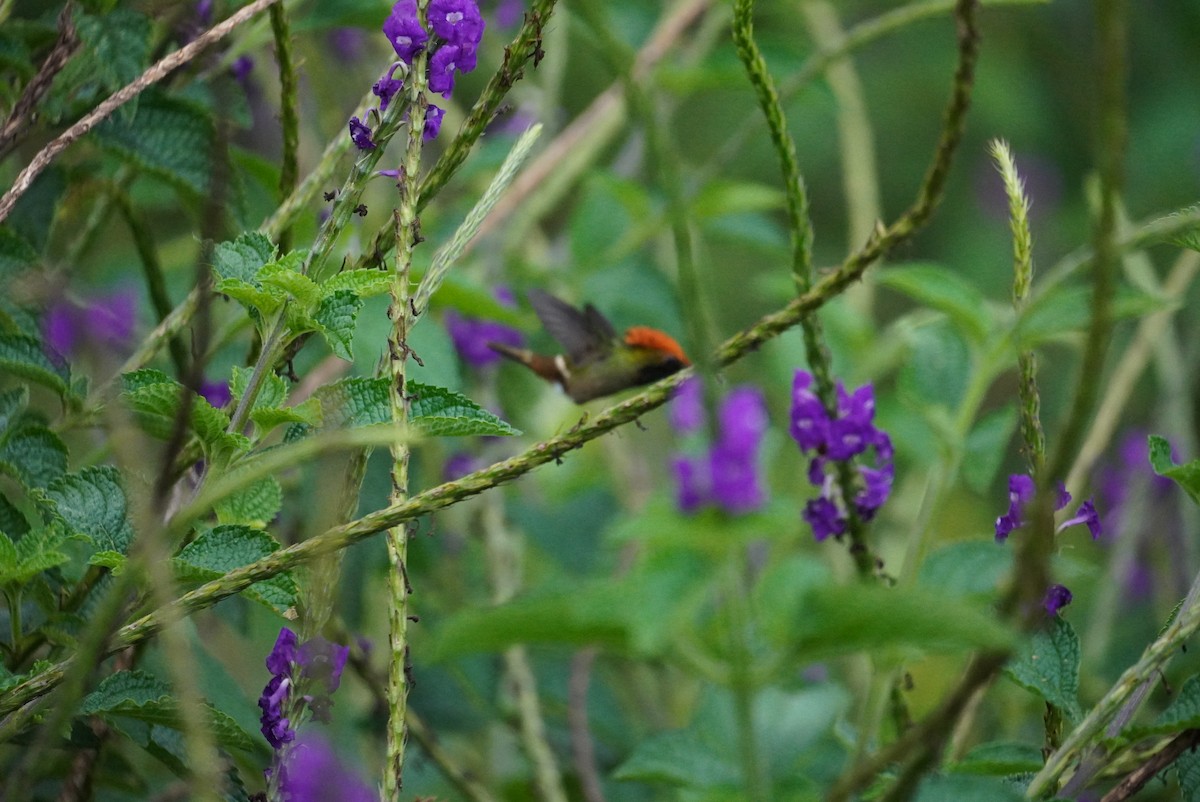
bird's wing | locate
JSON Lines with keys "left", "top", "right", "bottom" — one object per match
{"left": 527, "top": 289, "right": 615, "bottom": 363}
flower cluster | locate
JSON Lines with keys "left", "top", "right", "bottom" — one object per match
{"left": 789, "top": 371, "right": 894, "bottom": 541}
{"left": 670, "top": 381, "right": 769, "bottom": 515}
{"left": 258, "top": 628, "right": 350, "bottom": 749}
{"left": 993, "top": 474, "right": 1101, "bottom": 542}
{"left": 351, "top": 0, "right": 485, "bottom": 148}
{"left": 444, "top": 286, "right": 524, "bottom": 368}
{"left": 43, "top": 289, "right": 138, "bottom": 359}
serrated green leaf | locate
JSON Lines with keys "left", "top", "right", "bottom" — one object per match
{"left": 89, "top": 550, "right": 126, "bottom": 571}
{"left": 174, "top": 525, "right": 297, "bottom": 615}
{"left": 949, "top": 741, "right": 1044, "bottom": 775}
{"left": 74, "top": 9, "right": 149, "bottom": 97}
{"left": 260, "top": 254, "right": 319, "bottom": 308}
{"left": 1149, "top": 435, "right": 1200, "bottom": 507}
{"left": 919, "top": 541, "right": 1013, "bottom": 599}
{"left": 214, "top": 476, "right": 282, "bottom": 527}
{"left": 1179, "top": 745, "right": 1200, "bottom": 801}
{"left": 323, "top": 269, "right": 392, "bottom": 298}
{"left": 0, "top": 226, "right": 38, "bottom": 278}
{"left": 230, "top": 366, "right": 288, "bottom": 411}
{"left": 0, "top": 386, "right": 29, "bottom": 432}
{"left": 250, "top": 397, "right": 322, "bottom": 432}
{"left": 215, "top": 277, "right": 282, "bottom": 317}
{"left": 121, "top": 369, "right": 247, "bottom": 456}
{"left": 95, "top": 90, "right": 216, "bottom": 196}
{"left": 879, "top": 263, "right": 993, "bottom": 343}
{"left": 409, "top": 381, "right": 520, "bottom": 436}
{"left": 1143, "top": 674, "right": 1200, "bottom": 734}
{"left": 1003, "top": 617, "right": 1082, "bottom": 720}
{"left": 312, "top": 289, "right": 361, "bottom": 361}
{"left": 82, "top": 670, "right": 259, "bottom": 757}
{"left": 0, "top": 527, "right": 68, "bottom": 584}
{"left": 212, "top": 232, "right": 275, "bottom": 283}
{"left": 0, "top": 423, "right": 67, "bottom": 489}
{"left": 897, "top": 320, "right": 970, "bottom": 411}
{"left": 0, "top": 333, "right": 71, "bottom": 397}
{"left": 43, "top": 466, "right": 134, "bottom": 554}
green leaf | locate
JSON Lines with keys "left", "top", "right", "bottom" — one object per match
{"left": 215, "top": 277, "right": 282, "bottom": 318}
{"left": 0, "top": 386, "right": 28, "bottom": 432}
{"left": 0, "top": 527, "right": 68, "bottom": 585}
{"left": 230, "top": 366, "right": 288, "bottom": 411}
{"left": 0, "top": 333, "right": 72, "bottom": 397}
{"left": 879, "top": 263, "right": 993, "bottom": 343}
{"left": 312, "top": 289, "right": 361, "bottom": 360}
{"left": 212, "top": 232, "right": 275, "bottom": 283}
{"left": 897, "top": 320, "right": 970, "bottom": 412}
{"left": 81, "top": 670, "right": 258, "bottom": 756}
{"left": 690, "top": 180, "right": 786, "bottom": 219}
{"left": 949, "top": 741, "right": 1044, "bottom": 775}
{"left": 409, "top": 382, "right": 520, "bottom": 436}
{"left": 323, "top": 269, "right": 393, "bottom": 298}
{"left": 89, "top": 550, "right": 126, "bottom": 571}
{"left": 0, "top": 423, "right": 68, "bottom": 489}
{"left": 0, "top": 492, "right": 29, "bottom": 538}
{"left": 74, "top": 9, "right": 150, "bottom": 97}
{"left": 309, "top": 377, "right": 392, "bottom": 430}
{"left": 1019, "top": 284, "right": 1169, "bottom": 347}
{"left": 121, "top": 369, "right": 247, "bottom": 456}
{"left": 1004, "top": 616, "right": 1082, "bottom": 720}
{"left": 250, "top": 397, "right": 322, "bottom": 433}
{"left": 43, "top": 466, "right": 134, "bottom": 554}
{"left": 914, "top": 773, "right": 1026, "bottom": 802}
{"left": 1179, "top": 745, "right": 1200, "bottom": 802}
{"left": 919, "top": 541, "right": 1013, "bottom": 599}
{"left": 1149, "top": 435, "right": 1200, "bottom": 507}
{"left": 792, "top": 582, "right": 1014, "bottom": 658}
{"left": 175, "top": 525, "right": 297, "bottom": 616}
{"left": 963, "top": 408, "right": 1017, "bottom": 493}
{"left": 214, "top": 476, "right": 282, "bottom": 528}
{"left": 259, "top": 253, "right": 320, "bottom": 308}
{"left": 0, "top": 226, "right": 38, "bottom": 278}
{"left": 1135, "top": 674, "right": 1200, "bottom": 736}
{"left": 94, "top": 90, "right": 215, "bottom": 196}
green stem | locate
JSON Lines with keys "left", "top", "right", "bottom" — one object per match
{"left": 726, "top": 561, "right": 768, "bottom": 802}
{"left": 268, "top": 2, "right": 300, "bottom": 253}
{"left": 117, "top": 193, "right": 189, "bottom": 377}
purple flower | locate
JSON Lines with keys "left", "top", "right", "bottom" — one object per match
{"left": 44, "top": 290, "right": 139, "bottom": 358}
{"left": 1043, "top": 584, "right": 1073, "bottom": 616}
{"left": 258, "top": 628, "right": 351, "bottom": 750}
{"left": 372, "top": 63, "right": 405, "bottom": 111}
{"left": 429, "top": 45, "right": 461, "bottom": 97}
{"left": 384, "top": 0, "right": 428, "bottom": 63}
{"left": 231, "top": 55, "right": 254, "bottom": 82}
{"left": 994, "top": 473, "right": 1102, "bottom": 542}
{"left": 424, "top": 104, "right": 445, "bottom": 140}
{"left": 445, "top": 288, "right": 523, "bottom": 368}
{"left": 258, "top": 674, "right": 294, "bottom": 748}
{"left": 199, "top": 379, "right": 231, "bottom": 408}
{"left": 348, "top": 116, "right": 376, "bottom": 150}
{"left": 265, "top": 627, "right": 299, "bottom": 676}
{"left": 429, "top": 0, "right": 485, "bottom": 49}
{"left": 669, "top": 377, "right": 704, "bottom": 435}
{"left": 790, "top": 370, "right": 894, "bottom": 540}
{"left": 43, "top": 302, "right": 77, "bottom": 356}
{"left": 196, "top": 0, "right": 213, "bottom": 25}
{"left": 671, "top": 385, "right": 768, "bottom": 516}
{"left": 281, "top": 735, "right": 376, "bottom": 802}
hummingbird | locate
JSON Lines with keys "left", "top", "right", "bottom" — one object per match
{"left": 487, "top": 289, "right": 691, "bottom": 403}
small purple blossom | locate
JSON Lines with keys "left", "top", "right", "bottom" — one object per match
{"left": 199, "top": 379, "right": 232, "bottom": 408}
{"left": 445, "top": 287, "right": 523, "bottom": 368}
{"left": 429, "top": 0, "right": 486, "bottom": 50}
{"left": 372, "top": 63, "right": 405, "bottom": 111}
{"left": 258, "top": 674, "right": 294, "bottom": 748}
{"left": 429, "top": 45, "right": 461, "bottom": 97}
{"left": 993, "top": 473, "right": 1102, "bottom": 542}
{"left": 258, "top": 628, "right": 351, "bottom": 751}
{"left": 265, "top": 628, "right": 299, "bottom": 678}
{"left": 790, "top": 371, "right": 894, "bottom": 540}
{"left": 671, "top": 385, "right": 768, "bottom": 516}
{"left": 668, "top": 377, "right": 704, "bottom": 435}
{"left": 231, "top": 55, "right": 254, "bottom": 82}
{"left": 425, "top": 104, "right": 446, "bottom": 140}
{"left": 348, "top": 116, "right": 376, "bottom": 150}
{"left": 281, "top": 735, "right": 376, "bottom": 802}
{"left": 43, "top": 290, "right": 139, "bottom": 358}
{"left": 383, "top": 0, "right": 429, "bottom": 63}
{"left": 1043, "top": 584, "right": 1073, "bottom": 616}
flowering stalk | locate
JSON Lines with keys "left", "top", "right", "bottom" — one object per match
{"left": 383, "top": 4, "right": 431, "bottom": 796}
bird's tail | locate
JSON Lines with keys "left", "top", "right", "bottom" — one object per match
{"left": 486, "top": 342, "right": 562, "bottom": 383}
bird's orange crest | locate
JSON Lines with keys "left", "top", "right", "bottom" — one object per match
{"left": 624, "top": 326, "right": 690, "bottom": 365}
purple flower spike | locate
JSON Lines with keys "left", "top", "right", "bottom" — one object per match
{"left": 671, "top": 384, "right": 767, "bottom": 516}
{"left": 282, "top": 735, "right": 376, "bottom": 802}
{"left": 717, "top": 387, "right": 768, "bottom": 455}
{"left": 429, "top": 0, "right": 485, "bottom": 48}
{"left": 789, "top": 370, "right": 828, "bottom": 451}
{"left": 803, "top": 496, "right": 846, "bottom": 542}
{"left": 672, "top": 455, "right": 709, "bottom": 515}
{"left": 445, "top": 314, "right": 522, "bottom": 368}
{"left": 995, "top": 474, "right": 1036, "bottom": 542}
{"left": 424, "top": 104, "right": 445, "bottom": 140}
{"left": 1043, "top": 584, "right": 1073, "bottom": 616}
{"left": 43, "top": 302, "right": 77, "bottom": 357}
{"left": 1058, "top": 499, "right": 1102, "bottom": 540}
{"left": 384, "top": 0, "right": 428, "bottom": 63}
{"left": 87, "top": 290, "right": 138, "bottom": 346}
{"left": 265, "top": 627, "right": 299, "bottom": 675}
{"left": 348, "top": 116, "right": 376, "bottom": 150}
{"left": 231, "top": 55, "right": 254, "bottom": 82}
